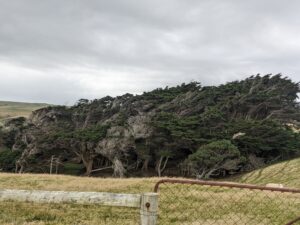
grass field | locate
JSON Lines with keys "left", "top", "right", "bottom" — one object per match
{"left": 0, "top": 175, "right": 158, "bottom": 225}
{"left": 0, "top": 158, "right": 299, "bottom": 224}
{"left": 0, "top": 101, "right": 49, "bottom": 121}
{"left": 237, "top": 157, "right": 300, "bottom": 188}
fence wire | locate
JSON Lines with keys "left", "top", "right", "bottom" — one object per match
{"left": 154, "top": 179, "right": 300, "bottom": 225}
{"left": 0, "top": 201, "right": 140, "bottom": 225}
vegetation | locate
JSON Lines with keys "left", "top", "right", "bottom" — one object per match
{"left": 187, "top": 140, "right": 246, "bottom": 179}
{"left": 63, "top": 162, "right": 85, "bottom": 175}
{"left": 53, "top": 124, "right": 110, "bottom": 142}
{"left": 0, "top": 174, "right": 158, "bottom": 225}
{"left": 0, "top": 75, "right": 299, "bottom": 179}
{"left": 236, "top": 157, "right": 300, "bottom": 188}
{"left": 0, "top": 101, "right": 49, "bottom": 121}
{"left": 142, "top": 82, "right": 201, "bottom": 103}
{"left": 0, "top": 149, "right": 22, "bottom": 171}
{"left": 0, "top": 156, "right": 298, "bottom": 225}
{"left": 150, "top": 75, "right": 300, "bottom": 178}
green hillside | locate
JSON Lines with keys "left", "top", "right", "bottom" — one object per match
{"left": 0, "top": 101, "right": 49, "bottom": 121}
{"left": 236, "top": 157, "right": 300, "bottom": 188}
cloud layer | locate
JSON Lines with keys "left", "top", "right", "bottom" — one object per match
{"left": 0, "top": 0, "right": 299, "bottom": 104}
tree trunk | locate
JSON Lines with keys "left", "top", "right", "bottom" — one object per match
{"left": 156, "top": 156, "right": 163, "bottom": 177}
{"left": 161, "top": 156, "right": 169, "bottom": 175}
{"left": 82, "top": 157, "right": 94, "bottom": 176}
{"left": 204, "top": 168, "right": 218, "bottom": 179}
{"left": 16, "top": 159, "right": 25, "bottom": 173}
{"left": 74, "top": 142, "right": 96, "bottom": 176}
{"left": 142, "top": 158, "right": 149, "bottom": 172}
{"left": 19, "top": 165, "right": 24, "bottom": 174}
{"left": 196, "top": 168, "right": 207, "bottom": 179}
{"left": 85, "top": 160, "right": 93, "bottom": 176}
{"left": 156, "top": 156, "right": 169, "bottom": 177}
{"left": 136, "top": 159, "right": 141, "bottom": 170}
{"left": 113, "top": 158, "right": 125, "bottom": 178}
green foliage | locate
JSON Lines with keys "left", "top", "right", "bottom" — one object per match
{"left": 189, "top": 140, "right": 242, "bottom": 167}
{"left": 54, "top": 124, "right": 110, "bottom": 142}
{"left": 0, "top": 149, "right": 22, "bottom": 171}
{"left": 4, "top": 117, "right": 26, "bottom": 127}
{"left": 75, "top": 99, "right": 90, "bottom": 106}
{"left": 188, "top": 140, "right": 245, "bottom": 178}
{"left": 26, "top": 155, "right": 38, "bottom": 165}
{"left": 73, "top": 125, "right": 110, "bottom": 142}
{"left": 152, "top": 75, "right": 300, "bottom": 175}
{"left": 0, "top": 129, "right": 18, "bottom": 149}
{"left": 153, "top": 112, "right": 201, "bottom": 141}
{"left": 1, "top": 74, "right": 299, "bottom": 178}
{"left": 63, "top": 163, "right": 85, "bottom": 175}
{"left": 114, "top": 112, "right": 128, "bottom": 126}
{"left": 135, "top": 139, "right": 151, "bottom": 160}
{"left": 143, "top": 82, "right": 201, "bottom": 103}
{"left": 228, "top": 120, "right": 300, "bottom": 160}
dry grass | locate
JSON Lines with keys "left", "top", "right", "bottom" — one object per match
{"left": 236, "top": 157, "right": 300, "bottom": 188}
{"left": 0, "top": 157, "right": 299, "bottom": 224}
{"left": 157, "top": 183, "right": 300, "bottom": 225}
{"left": 0, "top": 173, "right": 159, "bottom": 193}
{"left": 0, "top": 101, "right": 48, "bottom": 121}
{"left": 0, "top": 174, "right": 160, "bottom": 225}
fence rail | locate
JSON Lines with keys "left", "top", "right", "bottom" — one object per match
{"left": 0, "top": 189, "right": 158, "bottom": 225}
{"left": 154, "top": 178, "right": 300, "bottom": 193}
{"left": 154, "top": 179, "right": 300, "bottom": 225}
{"left": 0, "top": 179, "right": 299, "bottom": 224}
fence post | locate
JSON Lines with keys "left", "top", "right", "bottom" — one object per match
{"left": 140, "top": 193, "right": 159, "bottom": 225}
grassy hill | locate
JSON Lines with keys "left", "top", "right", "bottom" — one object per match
{"left": 0, "top": 158, "right": 298, "bottom": 192}
{"left": 0, "top": 101, "right": 49, "bottom": 121}
{"left": 0, "top": 158, "right": 298, "bottom": 224}
{"left": 0, "top": 158, "right": 299, "bottom": 191}
{"left": 236, "top": 157, "right": 300, "bottom": 188}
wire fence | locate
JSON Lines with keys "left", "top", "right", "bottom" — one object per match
{"left": 154, "top": 179, "right": 300, "bottom": 225}
{"left": 0, "top": 179, "right": 299, "bottom": 224}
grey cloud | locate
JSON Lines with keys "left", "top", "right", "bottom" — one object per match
{"left": 0, "top": 0, "right": 299, "bottom": 104}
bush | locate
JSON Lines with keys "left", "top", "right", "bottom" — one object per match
{"left": 229, "top": 119, "right": 300, "bottom": 160}
{"left": 0, "top": 149, "right": 22, "bottom": 171}
{"left": 63, "top": 163, "right": 85, "bottom": 175}
{"left": 188, "top": 140, "right": 245, "bottom": 179}
{"left": 53, "top": 124, "right": 110, "bottom": 142}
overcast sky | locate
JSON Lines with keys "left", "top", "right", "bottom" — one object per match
{"left": 0, "top": 0, "right": 300, "bottom": 104}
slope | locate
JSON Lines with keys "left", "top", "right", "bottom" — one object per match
{"left": 236, "top": 157, "right": 300, "bottom": 188}
{"left": 0, "top": 100, "right": 49, "bottom": 120}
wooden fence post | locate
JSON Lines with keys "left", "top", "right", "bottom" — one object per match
{"left": 140, "top": 193, "right": 159, "bottom": 225}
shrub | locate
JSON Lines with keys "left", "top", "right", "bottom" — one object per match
{"left": 0, "top": 149, "right": 22, "bottom": 171}
{"left": 63, "top": 163, "right": 85, "bottom": 175}
{"left": 188, "top": 140, "right": 245, "bottom": 179}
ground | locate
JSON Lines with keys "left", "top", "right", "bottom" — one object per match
{"left": 0, "top": 158, "right": 299, "bottom": 224}
{"left": 237, "top": 157, "right": 300, "bottom": 187}
{"left": 0, "top": 101, "right": 49, "bottom": 121}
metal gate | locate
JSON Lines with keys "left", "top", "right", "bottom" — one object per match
{"left": 154, "top": 179, "right": 300, "bottom": 225}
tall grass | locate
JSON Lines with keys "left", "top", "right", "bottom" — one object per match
{"left": 0, "top": 157, "right": 299, "bottom": 224}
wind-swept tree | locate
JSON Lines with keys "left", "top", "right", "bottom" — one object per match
{"left": 188, "top": 140, "right": 245, "bottom": 179}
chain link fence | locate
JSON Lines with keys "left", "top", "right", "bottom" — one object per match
{"left": 0, "top": 179, "right": 299, "bottom": 224}
{"left": 154, "top": 179, "right": 300, "bottom": 225}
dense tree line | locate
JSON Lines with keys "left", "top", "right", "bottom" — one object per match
{"left": 0, "top": 74, "right": 299, "bottom": 178}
